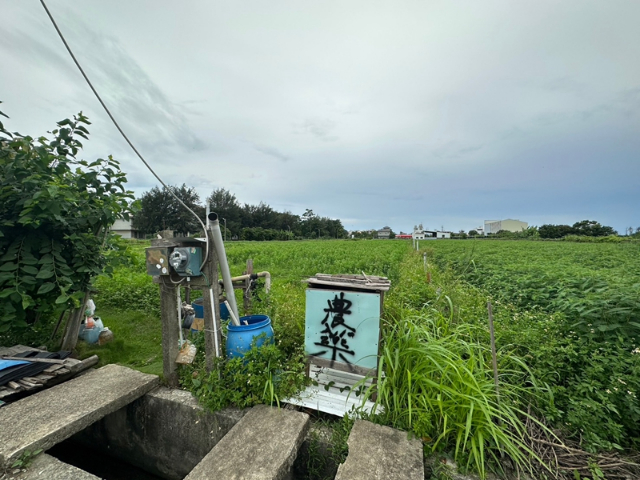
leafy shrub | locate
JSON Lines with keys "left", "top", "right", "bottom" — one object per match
{"left": 181, "top": 335, "right": 309, "bottom": 411}
{"left": 93, "top": 266, "right": 159, "bottom": 316}
{"left": 0, "top": 105, "right": 133, "bottom": 333}
{"left": 527, "top": 330, "right": 640, "bottom": 451}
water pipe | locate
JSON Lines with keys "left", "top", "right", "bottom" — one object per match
{"left": 208, "top": 286, "right": 220, "bottom": 357}
{"left": 208, "top": 212, "right": 240, "bottom": 321}
{"left": 218, "top": 271, "right": 271, "bottom": 294}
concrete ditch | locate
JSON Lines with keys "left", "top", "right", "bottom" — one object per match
{"left": 1, "top": 381, "right": 423, "bottom": 480}
{"left": 50, "top": 387, "right": 344, "bottom": 480}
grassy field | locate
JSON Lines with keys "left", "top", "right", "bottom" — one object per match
{"left": 80, "top": 240, "right": 408, "bottom": 375}
{"left": 75, "top": 238, "right": 640, "bottom": 478}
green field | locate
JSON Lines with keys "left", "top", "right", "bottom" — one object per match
{"left": 76, "top": 238, "right": 640, "bottom": 478}
{"left": 426, "top": 240, "right": 640, "bottom": 346}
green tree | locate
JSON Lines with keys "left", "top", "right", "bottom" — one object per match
{"left": 0, "top": 105, "right": 134, "bottom": 331}
{"left": 571, "top": 220, "right": 616, "bottom": 237}
{"left": 133, "top": 184, "right": 204, "bottom": 236}
{"left": 206, "top": 188, "right": 243, "bottom": 235}
{"left": 539, "top": 224, "right": 574, "bottom": 239}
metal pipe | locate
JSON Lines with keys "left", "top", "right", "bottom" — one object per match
{"left": 177, "top": 288, "right": 183, "bottom": 347}
{"left": 225, "top": 300, "right": 241, "bottom": 326}
{"left": 208, "top": 212, "right": 240, "bottom": 320}
{"left": 208, "top": 287, "right": 220, "bottom": 357}
{"left": 218, "top": 271, "right": 271, "bottom": 294}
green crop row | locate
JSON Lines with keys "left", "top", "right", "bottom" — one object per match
{"left": 425, "top": 240, "right": 640, "bottom": 453}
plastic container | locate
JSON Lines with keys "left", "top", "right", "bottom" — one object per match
{"left": 192, "top": 298, "right": 231, "bottom": 321}
{"left": 226, "top": 315, "right": 274, "bottom": 359}
{"left": 192, "top": 298, "right": 204, "bottom": 318}
{"left": 78, "top": 317, "right": 104, "bottom": 344}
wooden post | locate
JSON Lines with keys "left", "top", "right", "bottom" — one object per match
{"left": 160, "top": 280, "right": 180, "bottom": 387}
{"left": 243, "top": 258, "right": 253, "bottom": 313}
{"left": 487, "top": 301, "right": 500, "bottom": 403}
{"left": 202, "top": 231, "right": 222, "bottom": 372}
{"left": 60, "top": 291, "right": 90, "bottom": 351}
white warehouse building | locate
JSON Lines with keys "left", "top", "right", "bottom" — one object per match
{"left": 484, "top": 219, "right": 528, "bottom": 235}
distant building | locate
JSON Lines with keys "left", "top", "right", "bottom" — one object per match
{"left": 396, "top": 234, "right": 412, "bottom": 239}
{"left": 110, "top": 218, "right": 143, "bottom": 239}
{"left": 484, "top": 219, "right": 528, "bottom": 235}
{"left": 377, "top": 226, "right": 392, "bottom": 239}
{"left": 412, "top": 227, "right": 451, "bottom": 240}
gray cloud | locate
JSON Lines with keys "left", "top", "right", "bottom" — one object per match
{"left": 252, "top": 144, "right": 290, "bottom": 162}
{"left": 1, "top": 0, "right": 639, "bottom": 233}
{"left": 293, "top": 118, "right": 338, "bottom": 142}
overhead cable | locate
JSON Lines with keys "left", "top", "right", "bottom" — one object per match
{"left": 39, "top": 0, "right": 209, "bottom": 268}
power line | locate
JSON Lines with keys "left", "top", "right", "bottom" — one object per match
{"left": 39, "top": 0, "right": 209, "bottom": 267}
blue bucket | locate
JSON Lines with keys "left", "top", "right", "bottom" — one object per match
{"left": 226, "top": 315, "right": 274, "bottom": 359}
{"left": 192, "top": 298, "right": 230, "bottom": 321}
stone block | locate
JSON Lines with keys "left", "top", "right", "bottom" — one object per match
{"left": 185, "top": 404, "right": 310, "bottom": 480}
{"left": 334, "top": 420, "right": 423, "bottom": 480}
{"left": 0, "top": 364, "right": 158, "bottom": 468}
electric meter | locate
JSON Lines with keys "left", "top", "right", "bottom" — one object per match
{"left": 168, "top": 247, "right": 203, "bottom": 276}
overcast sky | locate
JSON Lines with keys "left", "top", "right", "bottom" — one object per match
{"left": 2, "top": 1, "right": 639, "bottom": 233}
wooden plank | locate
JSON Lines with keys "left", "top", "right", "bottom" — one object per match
{"left": 0, "top": 356, "right": 65, "bottom": 364}
{"left": 306, "top": 279, "right": 390, "bottom": 292}
{"left": 23, "top": 377, "right": 44, "bottom": 385}
{"left": 202, "top": 231, "right": 222, "bottom": 372}
{"left": 44, "top": 364, "right": 64, "bottom": 373}
{"left": 18, "top": 380, "right": 38, "bottom": 389}
{"left": 61, "top": 291, "right": 90, "bottom": 351}
{"left": 284, "top": 384, "right": 380, "bottom": 417}
{"left": 308, "top": 356, "right": 377, "bottom": 377}
{"left": 309, "top": 365, "right": 376, "bottom": 390}
{"left": 0, "top": 388, "right": 14, "bottom": 399}
{"left": 284, "top": 363, "right": 382, "bottom": 417}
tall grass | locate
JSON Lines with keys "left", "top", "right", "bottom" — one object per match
{"left": 360, "top": 314, "right": 547, "bottom": 478}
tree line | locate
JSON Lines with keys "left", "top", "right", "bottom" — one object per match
{"left": 461, "top": 220, "right": 620, "bottom": 239}
{"left": 132, "top": 186, "right": 347, "bottom": 240}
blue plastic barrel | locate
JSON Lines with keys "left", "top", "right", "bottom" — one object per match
{"left": 219, "top": 301, "right": 230, "bottom": 320}
{"left": 192, "top": 298, "right": 204, "bottom": 318}
{"left": 192, "top": 298, "right": 230, "bottom": 321}
{"left": 226, "top": 315, "right": 274, "bottom": 359}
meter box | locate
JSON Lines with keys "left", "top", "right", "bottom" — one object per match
{"left": 145, "top": 246, "right": 203, "bottom": 277}
{"left": 169, "top": 247, "right": 202, "bottom": 277}
{"left": 145, "top": 247, "right": 170, "bottom": 275}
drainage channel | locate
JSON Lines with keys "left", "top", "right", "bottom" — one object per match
{"left": 47, "top": 438, "right": 164, "bottom": 480}
{"left": 38, "top": 387, "right": 343, "bottom": 480}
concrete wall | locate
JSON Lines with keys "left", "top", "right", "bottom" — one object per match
{"left": 484, "top": 219, "right": 527, "bottom": 234}
{"left": 71, "top": 388, "right": 246, "bottom": 480}
{"left": 110, "top": 219, "right": 141, "bottom": 239}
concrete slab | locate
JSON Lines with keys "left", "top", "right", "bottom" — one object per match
{"left": 0, "top": 364, "right": 158, "bottom": 468}
{"left": 185, "top": 404, "right": 310, "bottom": 480}
{"left": 334, "top": 420, "right": 424, "bottom": 480}
{"left": 1, "top": 454, "right": 99, "bottom": 480}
